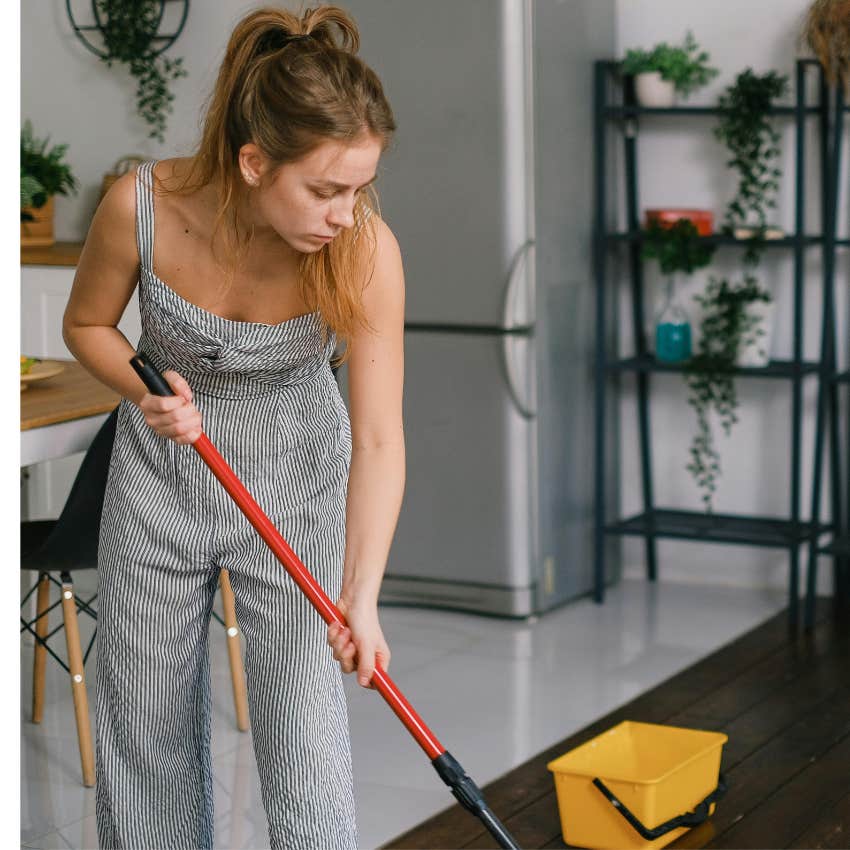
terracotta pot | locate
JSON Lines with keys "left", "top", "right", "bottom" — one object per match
{"left": 635, "top": 71, "right": 676, "bottom": 107}
{"left": 21, "top": 195, "right": 55, "bottom": 247}
{"left": 645, "top": 209, "right": 714, "bottom": 236}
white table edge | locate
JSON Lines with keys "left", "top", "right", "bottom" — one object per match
{"left": 21, "top": 412, "right": 111, "bottom": 467}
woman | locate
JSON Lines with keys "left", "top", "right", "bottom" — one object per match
{"left": 62, "top": 5, "right": 404, "bottom": 848}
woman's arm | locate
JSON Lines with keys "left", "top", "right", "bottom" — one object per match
{"left": 63, "top": 171, "right": 149, "bottom": 403}
{"left": 63, "top": 170, "right": 201, "bottom": 443}
{"left": 329, "top": 215, "right": 405, "bottom": 688}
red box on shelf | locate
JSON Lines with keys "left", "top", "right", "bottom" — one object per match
{"left": 644, "top": 209, "right": 714, "bottom": 236}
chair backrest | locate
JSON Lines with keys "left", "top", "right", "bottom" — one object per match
{"left": 24, "top": 407, "right": 119, "bottom": 572}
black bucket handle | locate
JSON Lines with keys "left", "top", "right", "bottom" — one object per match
{"left": 591, "top": 774, "right": 727, "bottom": 841}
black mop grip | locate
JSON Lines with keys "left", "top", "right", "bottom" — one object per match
{"left": 432, "top": 752, "right": 521, "bottom": 849}
{"left": 433, "top": 750, "right": 484, "bottom": 811}
{"left": 130, "top": 353, "right": 175, "bottom": 397}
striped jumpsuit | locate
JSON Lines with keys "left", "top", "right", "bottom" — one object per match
{"left": 96, "top": 160, "right": 359, "bottom": 849}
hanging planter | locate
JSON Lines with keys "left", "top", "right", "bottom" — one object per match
{"left": 713, "top": 68, "right": 789, "bottom": 260}
{"left": 65, "top": 0, "right": 190, "bottom": 143}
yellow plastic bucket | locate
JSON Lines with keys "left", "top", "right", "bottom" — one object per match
{"left": 547, "top": 720, "right": 727, "bottom": 850}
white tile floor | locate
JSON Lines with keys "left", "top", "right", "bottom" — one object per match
{"left": 20, "top": 576, "right": 786, "bottom": 850}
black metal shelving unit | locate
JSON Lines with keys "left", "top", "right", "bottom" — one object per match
{"left": 806, "top": 81, "right": 849, "bottom": 627}
{"left": 592, "top": 58, "right": 835, "bottom": 631}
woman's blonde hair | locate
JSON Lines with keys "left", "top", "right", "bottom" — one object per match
{"left": 158, "top": 4, "right": 396, "bottom": 363}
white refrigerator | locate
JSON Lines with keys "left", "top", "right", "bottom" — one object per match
{"left": 337, "top": 0, "right": 621, "bottom": 617}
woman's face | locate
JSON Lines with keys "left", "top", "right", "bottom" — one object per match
{"left": 240, "top": 135, "right": 383, "bottom": 253}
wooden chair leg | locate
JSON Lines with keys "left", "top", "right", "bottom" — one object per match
{"left": 32, "top": 572, "right": 50, "bottom": 724}
{"left": 219, "top": 569, "right": 250, "bottom": 732}
{"left": 60, "top": 576, "right": 95, "bottom": 787}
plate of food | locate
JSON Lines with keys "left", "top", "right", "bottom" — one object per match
{"left": 20, "top": 356, "right": 64, "bottom": 390}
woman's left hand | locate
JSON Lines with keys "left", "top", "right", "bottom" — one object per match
{"left": 328, "top": 596, "right": 391, "bottom": 689}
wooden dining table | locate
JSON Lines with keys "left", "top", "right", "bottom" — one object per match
{"left": 20, "top": 359, "right": 121, "bottom": 467}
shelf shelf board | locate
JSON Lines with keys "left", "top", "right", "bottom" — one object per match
{"left": 604, "top": 509, "right": 817, "bottom": 548}
{"left": 605, "top": 232, "right": 821, "bottom": 248}
{"left": 21, "top": 241, "right": 84, "bottom": 267}
{"left": 603, "top": 105, "right": 820, "bottom": 118}
{"left": 606, "top": 355, "right": 820, "bottom": 379}
{"left": 835, "top": 371, "right": 850, "bottom": 384}
{"left": 818, "top": 535, "right": 850, "bottom": 558}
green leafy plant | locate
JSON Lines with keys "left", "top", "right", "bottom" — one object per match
{"left": 20, "top": 172, "right": 45, "bottom": 217}
{"left": 20, "top": 120, "right": 78, "bottom": 221}
{"left": 713, "top": 69, "right": 789, "bottom": 262}
{"left": 642, "top": 218, "right": 716, "bottom": 274}
{"left": 685, "top": 274, "right": 773, "bottom": 511}
{"left": 621, "top": 31, "right": 719, "bottom": 97}
{"left": 94, "top": 0, "right": 188, "bottom": 143}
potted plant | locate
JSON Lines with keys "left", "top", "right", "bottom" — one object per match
{"left": 642, "top": 218, "right": 716, "bottom": 362}
{"left": 802, "top": 0, "right": 850, "bottom": 93}
{"left": 93, "top": 0, "right": 188, "bottom": 143}
{"left": 684, "top": 273, "right": 773, "bottom": 511}
{"left": 21, "top": 120, "right": 78, "bottom": 247}
{"left": 713, "top": 69, "right": 789, "bottom": 256}
{"left": 621, "top": 31, "right": 719, "bottom": 107}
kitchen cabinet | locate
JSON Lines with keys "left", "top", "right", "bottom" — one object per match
{"left": 20, "top": 257, "right": 141, "bottom": 519}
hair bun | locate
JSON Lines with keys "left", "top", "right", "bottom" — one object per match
{"left": 299, "top": 5, "right": 360, "bottom": 54}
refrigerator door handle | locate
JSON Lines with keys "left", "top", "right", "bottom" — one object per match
{"left": 501, "top": 239, "right": 535, "bottom": 332}
{"left": 502, "top": 330, "right": 535, "bottom": 419}
{"left": 500, "top": 239, "right": 535, "bottom": 419}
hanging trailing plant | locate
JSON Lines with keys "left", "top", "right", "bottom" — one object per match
{"left": 684, "top": 274, "right": 773, "bottom": 511}
{"left": 713, "top": 69, "right": 789, "bottom": 264}
{"left": 94, "top": 0, "right": 188, "bottom": 143}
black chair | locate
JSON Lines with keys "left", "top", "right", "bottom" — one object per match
{"left": 21, "top": 407, "right": 249, "bottom": 788}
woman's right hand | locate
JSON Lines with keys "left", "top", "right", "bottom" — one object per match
{"left": 138, "top": 369, "right": 203, "bottom": 444}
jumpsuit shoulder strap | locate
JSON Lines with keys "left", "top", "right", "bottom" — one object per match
{"left": 134, "top": 160, "right": 158, "bottom": 272}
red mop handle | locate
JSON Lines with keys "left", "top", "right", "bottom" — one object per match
{"left": 130, "top": 354, "right": 445, "bottom": 761}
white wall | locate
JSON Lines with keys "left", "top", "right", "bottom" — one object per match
{"left": 20, "top": 1, "right": 848, "bottom": 593}
{"left": 615, "top": 0, "right": 849, "bottom": 592}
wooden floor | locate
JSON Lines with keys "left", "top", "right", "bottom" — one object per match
{"left": 382, "top": 598, "right": 850, "bottom": 850}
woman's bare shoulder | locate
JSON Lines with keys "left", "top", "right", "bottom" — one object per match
{"left": 361, "top": 214, "right": 404, "bottom": 311}
{"left": 81, "top": 169, "right": 139, "bottom": 267}
{"left": 150, "top": 157, "right": 212, "bottom": 232}
{"left": 371, "top": 215, "right": 402, "bottom": 267}
{"left": 151, "top": 156, "right": 194, "bottom": 190}
{"left": 362, "top": 210, "right": 393, "bottom": 249}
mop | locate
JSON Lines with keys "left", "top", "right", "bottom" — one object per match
{"left": 130, "top": 353, "right": 521, "bottom": 850}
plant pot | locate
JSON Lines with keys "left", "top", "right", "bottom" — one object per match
{"left": 645, "top": 209, "right": 714, "bottom": 236}
{"left": 21, "top": 196, "right": 55, "bottom": 247}
{"left": 732, "top": 225, "right": 785, "bottom": 241}
{"left": 635, "top": 72, "right": 676, "bottom": 108}
{"left": 735, "top": 300, "right": 775, "bottom": 367}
